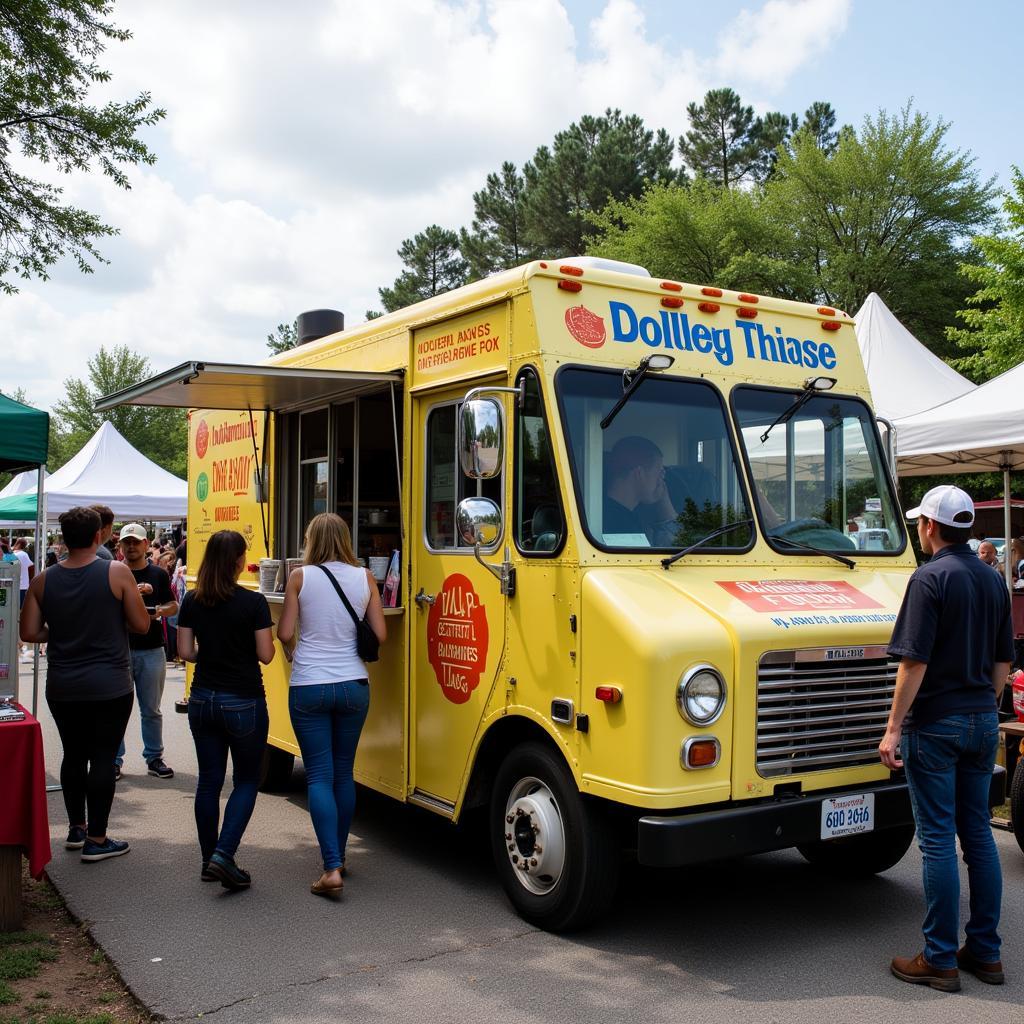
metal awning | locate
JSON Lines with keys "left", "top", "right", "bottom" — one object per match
{"left": 94, "top": 361, "right": 403, "bottom": 413}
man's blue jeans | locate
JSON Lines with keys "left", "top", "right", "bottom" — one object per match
{"left": 288, "top": 681, "right": 370, "bottom": 871}
{"left": 903, "top": 712, "right": 1002, "bottom": 968}
{"left": 188, "top": 686, "right": 269, "bottom": 862}
{"left": 116, "top": 647, "right": 167, "bottom": 766}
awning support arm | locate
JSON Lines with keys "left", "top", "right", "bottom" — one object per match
{"left": 247, "top": 407, "right": 270, "bottom": 555}
{"left": 390, "top": 382, "right": 404, "bottom": 543}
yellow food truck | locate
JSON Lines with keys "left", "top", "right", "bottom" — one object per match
{"left": 99, "top": 257, "right": 949, "bottom": 930}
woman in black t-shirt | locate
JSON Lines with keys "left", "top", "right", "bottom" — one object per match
{"left": 177, "top": 530, "right": 275, "bottom": 890}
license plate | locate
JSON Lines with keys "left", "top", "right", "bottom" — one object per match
{"left": 820, "top": 793, "right": 875, "bottom": 840}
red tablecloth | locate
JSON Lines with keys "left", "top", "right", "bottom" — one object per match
{"left": 0, "top": 703, "right": 51, "bottom": 878}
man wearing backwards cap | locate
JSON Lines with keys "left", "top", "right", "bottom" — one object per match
{"left": 881, "top": 485, "right": 1013, "bottom": 991}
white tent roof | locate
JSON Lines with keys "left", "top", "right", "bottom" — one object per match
{"left": 854, "top": 292, "right": 975, "bottom": 421}
{"left": 0, "top": 468, "right": 46, "bottom": 499}
{"left": 20, "top": 421, "right": 187, "bottom": 520}
{"left": 893, "top": 360, "right": 1024, "bottom": 476}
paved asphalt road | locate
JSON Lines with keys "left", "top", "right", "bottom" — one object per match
{"left": 23, "top": 660, "right": 1024, "bottom": 1023}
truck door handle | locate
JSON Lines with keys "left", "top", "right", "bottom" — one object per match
{"left": 414, "top": 587, "right": 435, "bottom": 608}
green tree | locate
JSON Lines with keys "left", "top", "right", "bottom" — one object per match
{"left": 377, "top": 224, "right": 467, "bottom": 312}
{"left": 796, "top": 101, "right": 841, "bottom": 155}
{"left": 266, "top": 321, "right": 298, "bottom": 355}
{"left": 756, "top": 110, "right": 799, "bottom": 180}
{"left": 590, "top": 178, "right": 815, "bottom": 300}
{"left": 947, "top": 166, "right": 1024, "bottom": 381}
{"left": 523, "top": 108, "right": 676, "bottom": 255}
{"left": 0, "top": 0, "right": 165, "bottom": 294}
{"left": 678, "top": 88, "right": 763, "bottom": 188}
{"left": 460, "top": 162, "right": 536, "bottom": 280}
{"left": 770, "top": 104, "right": 997, "bottom": 353}
{"left": 52, "top": 344, "right": 186, "bottom": 477}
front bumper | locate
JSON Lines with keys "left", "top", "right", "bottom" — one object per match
{"left": 637, "top": 767, "right": 1006, "bottom": 868}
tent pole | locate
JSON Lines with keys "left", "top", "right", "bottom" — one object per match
{"left": 1004, "top": 455, "right": 1013, "bottom": 593}
{"left": 31, "top": 464, "right": 44, "bottom": 719}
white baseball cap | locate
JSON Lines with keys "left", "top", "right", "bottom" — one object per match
{"left": 119, "top": 522, "right": 148, "bottom": 542}
{"left": 904, "top": 485, "right": 975, "bottom": 528}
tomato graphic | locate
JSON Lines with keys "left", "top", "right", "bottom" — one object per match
{"left": 195, "top": 419, "right": 209, "bottom": 459}
{"left": 565, "top": 305, "right": 606, "bottom": 348}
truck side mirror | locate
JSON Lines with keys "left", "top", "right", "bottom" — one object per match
{"left": 459, "top": 398, "right": 503, "bottom": 479}
{"left": 455, "top": 497, "right": 501, "bottom": 547}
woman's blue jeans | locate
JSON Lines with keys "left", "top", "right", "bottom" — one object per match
{"left": 188, "top": 686, "right": 269, "bottom": 863}
{"left": 903, "top": 712, "right": 1002, "bottom": 968}
{"left": 288, "top": 680, "right": 370, "bottom": 871}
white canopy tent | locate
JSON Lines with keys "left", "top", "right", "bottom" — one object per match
{"left": 855, "top": 292, "right": 976, "bottom": 421}
{"left": 893, "top": 359, "right": 1024, "bottom": 589}
{"left": 0, "top": 468, "right": 47, "bottom": 529}
{"left": 12, "top": 421, "right": 186, "bottom": 522}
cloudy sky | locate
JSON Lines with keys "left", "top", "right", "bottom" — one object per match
{"left": 3, "top": 0, "right": 1019, "bottom": 411}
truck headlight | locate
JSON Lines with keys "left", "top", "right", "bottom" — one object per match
{"left": 676, "top": 665, "right": 726, "bottom": 726}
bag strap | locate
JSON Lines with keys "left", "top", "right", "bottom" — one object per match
{"left": 316, "top": 564, "right": 362, "bottom": 628}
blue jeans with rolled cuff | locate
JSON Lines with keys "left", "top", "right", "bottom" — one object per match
{"left": 288, "top": 680, "right": 370, "bottom": 871}
{"left": 902, "top": 712, "right": 1002, "bottom": 968}
{"left": 188, "top": 686, "right": 269, "bottom": 862}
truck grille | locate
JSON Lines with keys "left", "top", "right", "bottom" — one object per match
{"left": 756, "top": 646, "right": 897, "bottom": 777}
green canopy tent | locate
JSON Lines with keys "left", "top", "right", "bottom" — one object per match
{"left": 0, "top": 492, "right": 41, "bottom": 521}
{"left": 0, "top": 393, "right": 49, "bottom": 711}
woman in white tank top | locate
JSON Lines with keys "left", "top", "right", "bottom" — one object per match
{"left": 277, "top": 513, "right": 386, "bottom": 897}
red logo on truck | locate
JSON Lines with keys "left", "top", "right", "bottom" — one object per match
{"left": 716, "top": 580, "right": 883, "bottom": 613}
{"left": 565, "top": 305, "right": 606, "bottom": 348}
{"left": 195, "top": 419, "right": 209, "bottom": 459}
{"left": 427, "top": 573, "right": 489, "bottom": 705}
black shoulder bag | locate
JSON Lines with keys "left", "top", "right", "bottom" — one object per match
{"left": 316, "top": 564, "right": 380, "bottom": 663}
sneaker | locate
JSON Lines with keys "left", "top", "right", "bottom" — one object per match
{"left": 890, "top": 952, "right": 960, "bottom": 992}
{"left": 206, "top": 850, "right": 251, "bottom": 891}
{"left": 113, "top": 764, "right": 122, "bottom": 782}
{"left": 65, "top": 826, "right": 87, "bottom": 850}
{"left": 147, "top": 758, "right": 174, "bottom": 779}
{"left": 957, "top": 946, "right": 1004, "bottom": 985}
{"left": 81, "top": 837, "right": 130, "bottom": 862}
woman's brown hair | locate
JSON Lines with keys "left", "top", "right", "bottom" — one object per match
{"left": 194, "top": 530, "right": 247, "bottom": 605}
{"left": 303, "top": 513, "right": 358, "bottom": 567}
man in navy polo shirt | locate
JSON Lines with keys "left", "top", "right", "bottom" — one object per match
{"left": 880, "top": 485, "right": 1013, "bottom": 991}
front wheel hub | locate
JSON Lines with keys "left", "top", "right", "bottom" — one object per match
{"left": 502, "top": 776, "right": 566, "bottom": 895}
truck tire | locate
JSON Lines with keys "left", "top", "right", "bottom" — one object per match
{"left": 490, "top": 741, "right": 618, "bottom": 932}
{"left": 259, "top": 746, "right": 295, "bottom": 792}
{"left": 796, "top": 823, "right": 915, "bottom": 876}
{"left": 1010, "top": 759, "right": 1024, "bottom": 857}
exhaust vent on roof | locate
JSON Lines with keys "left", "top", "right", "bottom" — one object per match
{"left": 296, "top": 309, "right": 345, "bottom": 345}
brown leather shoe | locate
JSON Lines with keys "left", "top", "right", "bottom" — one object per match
{"left": 890, "top": 953, "right": 961, "bottom": 992}
{"left": 957, "top": 946, "right": 1004, "bottom": 985}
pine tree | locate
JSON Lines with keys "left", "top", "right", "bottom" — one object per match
{"left": 678, "top": 88, "right": 763, "bottom": 188}
{"left": 266, "top": 322, "right": 298, "bottom": 354}
{"left": 378, "top": 225, "right": 467, "bottom": 312}
{"left": 460, "top": 162, "right": 535, "bottom": 280}
{"left": 523, "top": 109, "right": 676, "bottom": 255}
{"left": 798, "top": 101, "right": 841, "bottom": 155}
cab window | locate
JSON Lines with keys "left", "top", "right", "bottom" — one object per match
{"left": 514, "top": 367, "right": 565, "bottom": 555}
{"left": 425, "top": 401, "right": 502, "bottom": 550}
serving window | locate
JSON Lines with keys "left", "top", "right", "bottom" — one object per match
{"left": 278, "top": 387, "right": 403, "bottom": 579}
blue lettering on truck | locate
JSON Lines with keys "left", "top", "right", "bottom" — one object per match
{"left": 608, "top": 300, "right": 838, "bottom": 371}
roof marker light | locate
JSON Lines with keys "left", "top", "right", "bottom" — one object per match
{"left": 821, "top": 320, "right": 842, "bottom": 331}
{"left": 661, "top": 297, "right": 684, "bottom": 309}
{"left": 558, "top": 280, "right": 582, "bottom": 293}
{"left": 737, "top": 307, "right": 757, "bottom": 319}
{"left": 595, "top": 685, "right": 622, "bottom": 704}
{"left": 701, "top": 287, "right": 723, "bottom": 297}
{"left": 817, "top": 306, "right": 836, "bottom": 316}
{"left": 660, "top": 281, "right": 683, "bottom": 292}
{"left": 560, "top": 265, "right": 584, "bottom": 277}
{"left": 539, "top": 261, "right": 548, "bottom": 269}
{"left": 698, "top": 302, "right": 720, "bottom": 314}
{"left": 738, "top": 294, "right": 759, "bottom": 304}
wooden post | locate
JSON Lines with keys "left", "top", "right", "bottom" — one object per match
{"left": 0, "top": 846, "right": 23, "bottom": 931}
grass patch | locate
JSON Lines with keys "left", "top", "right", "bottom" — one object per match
{"left": 0, "top": 944, "right": 59, "bottom": 981}
{"left": 0, "top": 982, "right": 17, "bottom": 1005}
{"left": 992, "top": 801, "right": 1010, "bottom": 820}
{"left": 0, "top": 935, "right": 52, "bottom": 949}
{"left": 87, "top": 951, "right": 104, "bottom": 967}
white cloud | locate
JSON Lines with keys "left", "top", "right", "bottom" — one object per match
{"left": 2, "top": 0, "right": 851, "bottom": 412}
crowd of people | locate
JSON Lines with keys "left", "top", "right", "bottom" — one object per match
{"left": 17, "top": 507, "right": 384, "bottom": 899}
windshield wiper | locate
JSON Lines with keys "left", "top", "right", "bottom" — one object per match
{"left": 600, "top": 354, "right": 675, "bottom": 430}
{"left": 661, "top": 519, "right": 754, "bottom": 569}
{"left": 768, "top": 533, "right": 856, "bottom": 569}
{"left": 759, "top": 375, "right": 838, "bottom": 444}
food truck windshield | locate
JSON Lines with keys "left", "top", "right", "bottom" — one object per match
{"left": 731, "top": 386, "right": 906, "bottom": 556}
{"left": 556, "top": 366, "right": 755, "bottom": 552}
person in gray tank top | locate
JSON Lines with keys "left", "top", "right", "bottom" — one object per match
{"left": 20, "top": 507, "right": 151, "bottom": 862}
